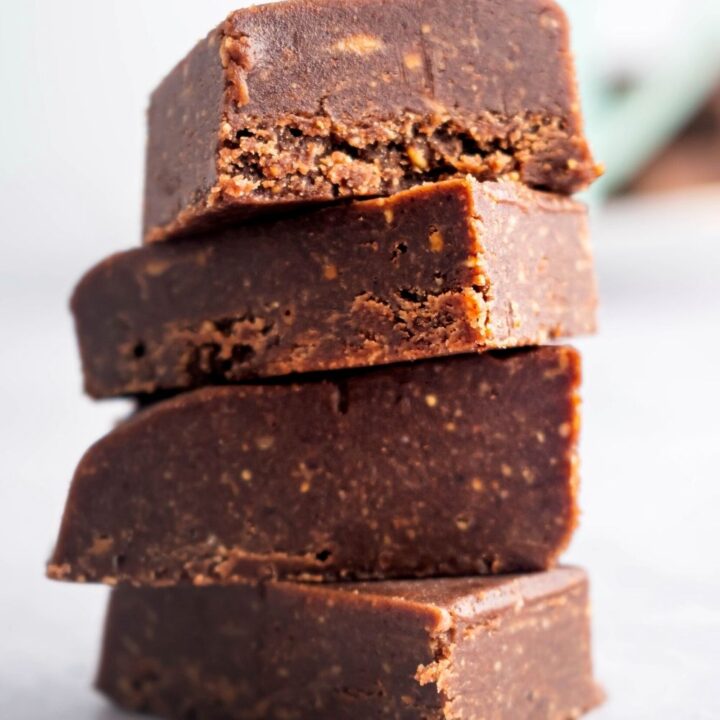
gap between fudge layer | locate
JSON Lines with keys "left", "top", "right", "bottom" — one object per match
{"left": 145, "top": 19, "right": 599, "bottom": 242}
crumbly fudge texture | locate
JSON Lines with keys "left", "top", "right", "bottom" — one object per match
{"left": 74, "top": 179, "right": 596, "bottom": 399}
{"left": 144, "top": 0, "right": 599, "bottom": 241}
{"left": 96, "top": 568, "right": 603, "bottom": 719}
{"left": 48, "top": 347, "right": 581, "bottom": 585}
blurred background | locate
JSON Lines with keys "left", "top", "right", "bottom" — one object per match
{"left": 1, "top": 1, "right": 719, "bottom": 718}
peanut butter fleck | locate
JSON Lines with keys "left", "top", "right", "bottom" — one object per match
{"left": 429, "top": 229, "right": 444, "bottom": 253}
{"left": 334, "top": 34, "right": 384, "bottom": 54}
{"left": 88, "top": 536, "right": 114, "bottom": 556}
{"left": 539, "top": 12, "right": 560, "bottom": 30}
{"left": 323, "top": 264, "right": 338, "bottom": 280}
{"left": 425, "top": 394, "right": 438, "bottom": 408}
{"left": 510, "top": 300, "right": 522, "bottom": 329}
{"left": 256, "top": 436, "right": 275, "bottom": 450}
{"left": 407, "top": 145, "right": 429, "bottom": 170}
{"left": 404, "top": 52, "right": 423, "bottom": 70}
{"left": 145, "top": 260, "right": 171, "bottom": 277}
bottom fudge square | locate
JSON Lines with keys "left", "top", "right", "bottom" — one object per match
{"left": 97, "top": 567, "right": 603, "bottom": 720}
{"left": 48, "top": 347, "right": 582, "bottom": 585}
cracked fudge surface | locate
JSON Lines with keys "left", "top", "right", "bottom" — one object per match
{"left": 144, "top": 0, "right": 599, "bottom": 242}
{"left": 97, "top": 567, "right": 602, "bottom": 720}
{"left": 74, "top": 178, "right": 596, "bottom": 399}
{"left": 48, "top": 347, "right": 582, "bottom": 585}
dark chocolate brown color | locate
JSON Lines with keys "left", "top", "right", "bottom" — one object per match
{"left": 144, "top": 0, "right": 599, "bottom": 241}
{"left": 74, "top": 179, "right": 596, "bottom": 399}
{"left": 48, "top": 347, "right": 581, "bottom": 585}
{"left": 97, "top": 568, "right": 603, "bottom": 719}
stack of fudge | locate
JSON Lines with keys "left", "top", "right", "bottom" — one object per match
{"left": 48, "top": 0, "right": 605, "bottom": 717}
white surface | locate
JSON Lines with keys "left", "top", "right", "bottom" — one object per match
{"left": 1, "top": 2, "right": 720, "bottom": 718}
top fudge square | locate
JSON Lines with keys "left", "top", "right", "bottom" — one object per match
{"left": 144, "top": 0, "right": 598, "bottom": 242}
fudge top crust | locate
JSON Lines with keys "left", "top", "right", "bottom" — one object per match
{"left": 109, "top": 566, "right": 590, "bottom": 635}
{"left": 144, "top": 0, "right": 598, "bottom": 241}
{"left": 220, "top": 0, "right": 577, "bottom": 122}
{"left": 274, "top": 565, "right": 591, "bottom": 627}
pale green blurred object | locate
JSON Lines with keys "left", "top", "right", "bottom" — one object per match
{"left": 560, "top": 0, "right": 720, "bottom": 202}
